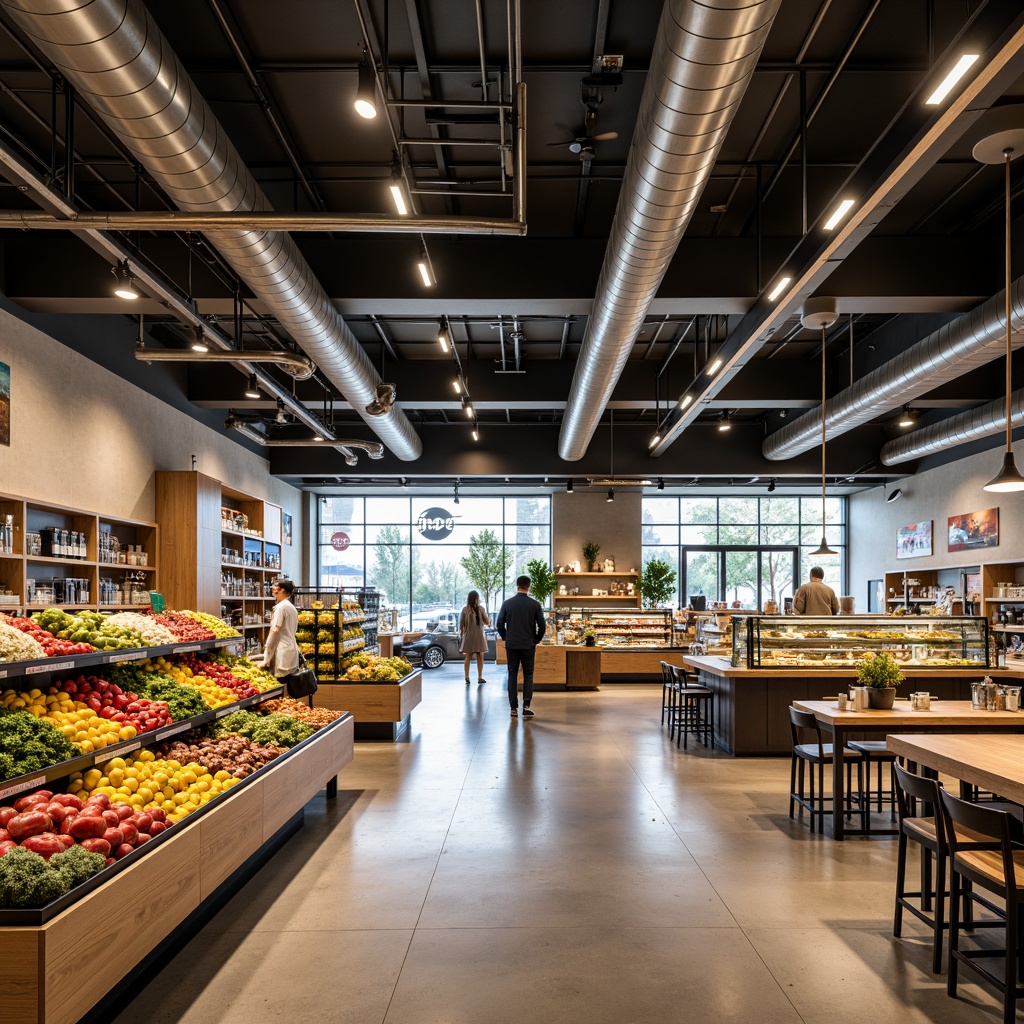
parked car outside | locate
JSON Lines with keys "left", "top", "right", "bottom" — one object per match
{"left": 403, "top": 623, "right": 498, "bottom": 669}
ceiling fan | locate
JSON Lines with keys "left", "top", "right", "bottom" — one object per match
{"left": 549, "top": 96, "right": 617, "bottom": 160}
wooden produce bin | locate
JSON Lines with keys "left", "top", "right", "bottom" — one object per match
{"left": 316, "top": 669, "right": 422, "bottom": 740}
{"left": 0, "top": 716, "right": 354, "bottom": 1024}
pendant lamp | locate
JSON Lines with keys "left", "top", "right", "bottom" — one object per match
{"left": 802, "top": 298, "right": 839, "bottom": 556}
{"left": 974, "top": 129, "right": 1024, "bottom": 492}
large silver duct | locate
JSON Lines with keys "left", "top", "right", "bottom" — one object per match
{"left": 880, "top": 388, "right": 1024, "bottom": 465}
{"left": 763, "top": 280, "right": 1024, "bottom": 461}
{"left": 1, "top": 0, "right": 422, "bottom": 460}
{"left": 557, "top": 0, "right": 782, "bottom": 461}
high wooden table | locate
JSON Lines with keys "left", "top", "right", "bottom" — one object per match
{"left": 791, "top": 699, "right": 1024, "bottom": 840}
{"left": 887, "top": 733, "right": 1024, "bottom": 806}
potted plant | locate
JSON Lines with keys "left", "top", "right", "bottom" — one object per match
{"left": 582, "top": 541, "right": 601, "bottom": 572}
{"left": 638, "top": 557, "right": 677, "bottom": 609}
{"left": 523, "top": 558, "right": 557, "bottom": 607}
{"left": 856, "top": 650, "right": 905, "bottom": 709}
{"left": 581, "top": 626, "right": 596, "bottom": 647}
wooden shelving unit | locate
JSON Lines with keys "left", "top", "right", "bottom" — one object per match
{"left": 0, "top": 491, "right": 157, "bottom": 613}
{"left": 156, "top": 472, "right": 282, "bottom": 654}
{"left": 553, "top": 571, "right": 641, "bottom": 608}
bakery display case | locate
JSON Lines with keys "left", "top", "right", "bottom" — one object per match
{"left": 730, "top": 614, "right": 989, "bottom": 669}
{"left": 545, "top": 608, "right": 674, "bottom": 648}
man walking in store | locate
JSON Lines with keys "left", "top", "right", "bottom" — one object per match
{"left": 496, "top": 574, "right": 546, "bottom": 718}
{"left": 792, "top": 566, "right": 840, "bottom": 615}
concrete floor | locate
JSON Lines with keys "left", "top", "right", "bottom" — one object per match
{"left": 106, "top": 665, "right": 1007, "bottom": 1024}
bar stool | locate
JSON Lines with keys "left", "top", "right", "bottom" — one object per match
{"left": 788, "top": 706, "right": 862, "bottom": 834}
{"left": 659, "top": 660, "right": 675, "bottom": 730}
{"left": 939, "top": 791, "right": 1024, "bottom": 1024}
{"left": 847, "top": 739, "right": 897, "bottom": 825}
{"left": 669, "top": 664, "right": 714, "bottom": 750}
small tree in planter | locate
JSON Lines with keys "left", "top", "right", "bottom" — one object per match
{"left": 856, "top": 650, "right": 905, "bottom": 709}
{"left": 523, "top": 558, "right": 557, "bottom": 608}
{"left": 582, "top": 541, "right": 601, "bottom": 572}
{"left": 638, "top": 557, "right": 677, "bottom": 609}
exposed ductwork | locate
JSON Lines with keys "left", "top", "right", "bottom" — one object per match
{"left": 880, "top": 387, "right": 1024, "bottom": 465}
{"left": 763, "top": 279, "right": 1024, "bottom": 461}
{"left": 1, "top": 0, "right": 423, "bottom": 460}
{"left": 557, "top": 0, "right": 782, "bottom": 461}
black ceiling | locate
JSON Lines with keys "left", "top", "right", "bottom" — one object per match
{"left": 2, "top": 0, "right": 1024, "bottom": 493}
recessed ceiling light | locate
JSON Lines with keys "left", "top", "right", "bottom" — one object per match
{"left": 925, "top": 53, "right": 979, "bottom": 106}
{"left": 823, "top": 198, "right": 855, "bottom": 231}
{"left": 767, "top": 276, "right": 792, "bottom": 302}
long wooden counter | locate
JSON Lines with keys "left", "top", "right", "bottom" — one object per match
{"left": 497, "top": 641, "right": 684, "bottom": 686}
{"left": 684, "top": 655, "right": 1024, "bottom": 756}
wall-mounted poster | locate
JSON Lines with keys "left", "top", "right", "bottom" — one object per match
{"left": 896, "top": 520, "right": 932, "bottom": 559}
{"left": 948, "top": 507, "right": 999, "bottom": 552}
{"left": 0, "top": 361, "right": 9, "bottom": 447}
{"left": 283, "top": 512, "right": 293, "bottom": 546}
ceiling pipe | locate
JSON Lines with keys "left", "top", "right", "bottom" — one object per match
{"left": 880, "top": 386, "right": 1024, "bottom": 465}
{"left": 762, "top": 276, "right": 1024, "bottom": 461}
{"left": 0, "top": 0, "right": 422, "bottom": 461}
{"left": 557, "top": 0, "right": 783, "bottom": 461}
{"left": 224, "top": 417, "right": 384, "bottom": 465}
{"left": 134, "top": 344, "right": 315, "bottom": 379}
{"left": 0, "top": 209, "right": 527, "bottom": 234}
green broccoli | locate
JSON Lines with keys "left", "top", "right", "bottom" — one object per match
{"left": 0, "top": 848, "right": 72, "bottom": 908}
{"left": 50, "top": 845, "right": 107, "bottom": 886}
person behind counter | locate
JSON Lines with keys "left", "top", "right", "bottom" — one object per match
{"left": 792, "top": 566, "right": 839, "bottom": 615}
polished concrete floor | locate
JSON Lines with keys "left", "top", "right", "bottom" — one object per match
{"left": 105, "top": 667, "right": 1008, "bottom": 1024}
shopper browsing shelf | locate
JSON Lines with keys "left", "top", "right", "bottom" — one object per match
{"left": 459, "top": 590, "right": 490, "bottom": 685}
{"left": 261, "top": 578, "right": 300, "bottom": 677}
{"left": 496, "top": 575, "right": 546, "bottom": 718}
{"left": 792, "top": 566, "right": 839, "bottom": 616}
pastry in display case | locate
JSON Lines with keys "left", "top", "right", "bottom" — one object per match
{"left": 543, "top": 608, "right": 674, "bottom": 648}
{"left": 730, "top": 614, "right": 989, "bottom": 669}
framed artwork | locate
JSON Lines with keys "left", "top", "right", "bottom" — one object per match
{"left": 0, "top": 361, "right": 9, "bottom": 447}
{"left": 896, "top": 520, "right": 932, "bottom": 559}
{"left": 948, "top": 507, "right": 999, "bottom": 552}
{"left": 283, "top": 512, "right": 293, "bottom": 546}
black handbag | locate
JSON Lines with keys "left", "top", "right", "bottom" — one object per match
{"left": 285, "top": 654, "right": 318, "bottom": 698}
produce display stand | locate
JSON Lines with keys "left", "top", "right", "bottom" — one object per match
{"left": 0, "top": 635, "right": 355, "bottom": 1024}
{"left": 315, "top": 668, "right": 422, "bottom": 740}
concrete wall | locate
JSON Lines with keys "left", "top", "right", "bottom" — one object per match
{"left": 848, "top": 442, "right": 1024, "bottom": 608}
{"left": 0, "top": 306, "right": 305, "bottom": 581}
{"left": 552, "top": 490, "right": 642, "bottom": 573}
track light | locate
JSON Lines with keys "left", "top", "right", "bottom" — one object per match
{"left": 607, "top": 489, "right": 614, "bottom": 503}
{"left": 706, "top": 358, "right": 723, "bottom": 376}
{"left": 112, "top": 261, "right": 140, "bottom": 300}
{"left": 191, "top": 326, "right": 209, "bottom": 353}
{"left": 657, "top": 478, "right": 664, "bottom": 491}
{"left": 244, "top": 374, "right": 260, "bottom": 399}
{"left": 274, "top": 399, "right": 290, "bottom": 425}
{"left": 389, "top": 156, "right": 409, "bottom": 215}
{"left": 566, "top": 479, "right": 573, "bottom": 493}
{"left": 717, "top": 413, "right": 732, "bottom": 432}
{"left": 354, "top": 51, "right": 377, "bottom": 119}
{"left": 313, "top": 431, "right": 324, "bottom": 442}
{"left": 438, "top": 323, "right": 449, "bottom": 351}
{"left": 897, "top": 406, "right": 917, "bottom": 428}
{"left": 464, "top": 402, "right": 473, "bottom": 418}
{"left": 453, "top": 480, "right": 460, "bottom": 505}
{"left": 471, "top": 427, "right": 479, "bottom": 442}
{"left": 452, "top": 378, "right": 462, "bottom": 394}
{"left": 767, "top": 479, "right": 776, "bottom": 493}
{"left": 886, "top": 487, "right": 903, "bottom": 503}
{"left": 417, "top": 242, "right": 436, "bottom": 287}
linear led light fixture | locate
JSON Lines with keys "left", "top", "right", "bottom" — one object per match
{"left": 925, "top": 54, "right": 979, "bottom": 106}
{"left": 417, "top": 242, "right": 436, "bottom": 287}
{"left": 678, "top": 394, "right": 693, "bottom": 410}
{"left": 244, "top": 374, "right": 260, "bottom": 399}
{"left": 452, "top": 378, "right": 462, "bottom": 394}
{"left": 706, "top": 357, "right": 723, "bottom": 376}
{"left": 438, "top": 322, "right": 449, "bottom": 351}
{"left": 648, "top": 433, "right": 660, "bottom": 448}
{"left": 767, "top": 276, "right": 791, "bottom": 302}
{"left": 823, "top": 198, "right": 855, "bottom": 231}
{"left": 464, "top": 401, "right": 474, "bottom": 418}
{"left": 471, "top": 426, "right": 479, "bottom": 442}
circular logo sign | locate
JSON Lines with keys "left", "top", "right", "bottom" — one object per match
{"left": 417, "top": 507, "right": 457, "bottom": 541}
{"left": 330, "top": 532, "right": 351, "bottom": 551}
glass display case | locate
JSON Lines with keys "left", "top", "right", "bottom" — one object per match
{"left": 730, "top": 614, "right": 989, "bottom": 669}
{"left": 543, "top": 608, "right": 674, "bottom": 648}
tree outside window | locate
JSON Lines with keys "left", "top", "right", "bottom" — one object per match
{"left": 460, "top": 528, "right": 513, "bottom": 611}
